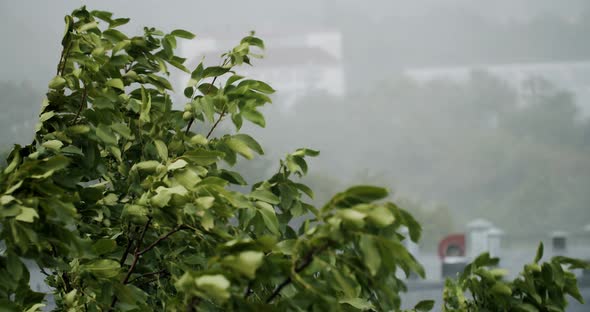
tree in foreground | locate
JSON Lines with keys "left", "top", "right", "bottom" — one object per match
{"left": 0, "top": 7, "right": 587, "bottom": 312}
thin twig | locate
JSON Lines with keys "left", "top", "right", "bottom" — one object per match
{"left": 128, "top": 269, "right": 169, "bottom": 284}
{"left": 136, "top": 274, "right": 170, "bottom": 287}
{"left": 185, "top": 76, "right": 219, "bottom": 136}
{"left": 122, "top": 218, "right": 152, "bottom": 284}
{"left": 186, "top": 296, "right": 201, "bottom": 312}
{"left": 119, "top": 223, "right": 135, "bottom": 266}
{"left": 135, "top": 218, "right": 152, "bottom": 253}
{"left": 39, "top": 267, "right": 52, "bottom": 277}
{"left": 265, "top": 242, "right": 330, "bottom": 303}
{"left": 62, "top": 272, "right": 73, "bottom": 293}
{"left": 71, "top": 86, "right": 87, "bottom": 125}
{"left": 138, "top": 224, "right": 186, "bottom": 256}
{"left": 110, "top": 219, "right": 152, "bottom": 310}
{"left": 244, "top": 281, "right": 254, "bottom": 299}
{"left": 205, "top": 105, "right": 227, "bottom": 139}
{"left": 185, "top": 58, "right": 230, "bottom": 136}
{"left": 58, "top": 41, "right": 73, "bottom": 76}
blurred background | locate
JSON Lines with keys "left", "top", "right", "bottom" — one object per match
{"left": 1, "top": 0, "right": 590, "bottom": 309}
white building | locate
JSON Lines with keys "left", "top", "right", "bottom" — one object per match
{"left": 177, "top": 28, "right": 346, "bottom": 110}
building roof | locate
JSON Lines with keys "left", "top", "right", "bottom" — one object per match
{"left": 193, "top": 26, "right": 341, "bottom": 41}
{"left": 199, "top": 46, "right": 340, "bottom": 67}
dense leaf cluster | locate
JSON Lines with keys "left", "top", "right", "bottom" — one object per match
{"left": 443, "top": 243, "right": 588, "bottom": 312}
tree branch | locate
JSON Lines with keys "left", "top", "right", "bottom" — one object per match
{"left": 185, "top": 58, "right": 230, "bottom": 136}
{"left": 110, "top": 219, "right": 152, "bottom": 310}
{"left": 121, "top": 218, "right": 152, "bottom": 284}
{"left": 186, "top": 296, "right": 201, "bottom": 312}
{"left": 119, "top": 223, "right": 136, "bottom": 266}
{"left": 205, "top": 105, "right": 227, "bottom": 139}
{"left": 71, "top": 86, "right": 87, "bottom": 125}
{"left": 57, "top": 41, "right": 73, "bottom": 76}
{"left": 138, "top": 224, "right": 186, "bottom": 256}
{"left": 243, "top": 281, "right": 254, "bottom": 299}
{"left": 265, "top": 242, "right": 330, "bottom": 303}
{"left": 128, "top": 269, "right": 169, "bottom": 285}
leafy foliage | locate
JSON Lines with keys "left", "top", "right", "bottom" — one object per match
{"left": 0, "top": 7, "right": 425, "bottom": 311}
{"left": 443, "top": 243, "right": 590, "bottom": 312}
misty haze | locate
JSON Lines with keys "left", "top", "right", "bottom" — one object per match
{"left": 1, "top": 0, "right": 589, "bottom": 311}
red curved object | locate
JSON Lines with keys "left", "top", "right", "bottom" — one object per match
{"left": 438, "top": 233, "right": 466, "bottom": 259}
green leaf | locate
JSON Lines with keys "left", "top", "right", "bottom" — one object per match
{"left": 226, "top": 137, "right": 253, "bottom": 159}
{"left": 414, "top": 300, "right": 435, "bottom": 311}
{"left": 109, "top": 18, "right": 130, "bottom": 28}
{"left": 292, "top": 148, "right": 320, "bottom": 157}
{"left": 338, "top": 209, "right": 366, "bottom": 228}
{"left": 103, "top": 29, "right": 129, "bottom": 42}
{"left": 111, "top": 123, "right": 132, "bottom": 139}
{"left": 219, "top": 170, "right": 247, "bottom": 185}
{"left": 359, "top": 235, "right": 380, "bottom": 276}
{"left": 15, "top": 207, "right": 39, "bottom": 223}
{"left": 140, "top": 87, "right": 152, "bottom": 123}
{"left": 200, "top": 97, "right": 215, "bottom": 123}
{"left": 148, "top": 74, "right": 173, "bottom": 90}
{"left": 326, "top": 186, "right": 388, "bottom": 210}
{"left": 196, "top": 196, "right": 215, "bottom": 209}
{"left": 168, "top": 159, "right": 188, "bottom": 171}
{"left": 232, "top": 134, "right": 263, "bottom": 154}
{"left": 92, "top": 239, "right": 117, "bottom": 255}
{"left": 231, "top": 113, "right": 243, "bottom": 130}
{"left": 534, "top": 242, "right": 543, "bottom": 263}
{"left": 256, "top": 201, "right": 279, "bottom": 235}
{"left": 399, "top": 208, "right": 422, "bottom": 242}
{"left": 96, "top": 124, "right": 118, "bottom": 145}
{"left": 94, "top": 97, "right": 114, "bottom": 110}
{"left": 190, "top": 134, "right": 208, "bottom": 145}
{"left": 171, "top": 29, "right": 196, "bottom": 39}
{"left": 48, "top": 76, "right": 66, "bottom": 89}
{"left": 515, "top": 303, "right": 540, "bottom": 312}
{"left": 294, "top": 183, "right": 314, "bottom": 199}
{"left": 78, "top": 21, "right": 98, "bottom": 32}
{"left": 91, "top": 10, "right": 113, "bottom": 22}
{"left": 273, "top": 240, "right": 297, "bottom": 255}
{"left": 250, "top": 189, "right": 280, "bottom": 204}
{"left": 223, "top": 251, "right": 264, "bottom": 279}
{"left": 154, "top": 139, "right": 168, "bottom": 161}
{"left": 241, "top": 109, "right": 265, "bottom": 127}
{"left": 133, "top": 160, "right": 160, "bottom": 172}
{"left": 184, "top": 87, "right": 194, "bottom": 98}
{"left": 81, "top": 259, "right": 120, "bottom": 279}
{"left": 151, "top": 185, "right": 188, "bottom": 208}
{"left": 67, "top": 124, "right": 90, "bottom": 134}
{"left": 565, "top": 282, "right": 584, "bottom": 304}
{"left": 24, "top": 303, "right": 46, "bottom": 312}
{"left": 7, "top": 252, "right": 23, "bottom": 282}
{"left": 195, "top": 274, "right": 231, "bottom": 301}
{"left": 106, "top": 78, "right": 125, "bottom": 91}
{"left": 226, "top": 75, "right": 245, "bottom": 86}
{"left": 202, "top": 66, "right": 230, "bottom": 79}
{"left": 339, "top": 298, "right": 375, "bottom": 310}
{"left": 42, "top": 140, "right": 63, "bottom": 151}
{"left": 182, "top": 149, "right": 224, "bottom": 166}
{"left": 366, "top": 205, "right": 395, "bottom": 227}
{"left": 490, "top": 282, "right": 512, "bottom": 296}
{"left": 190, "top": 62, "right": 205, "bottom": 81}
{"left": 237, "top": 79, "right": 275, "bottom": 94}
{"left": 240, "top": 36, "right": 265, "bottom": 49}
